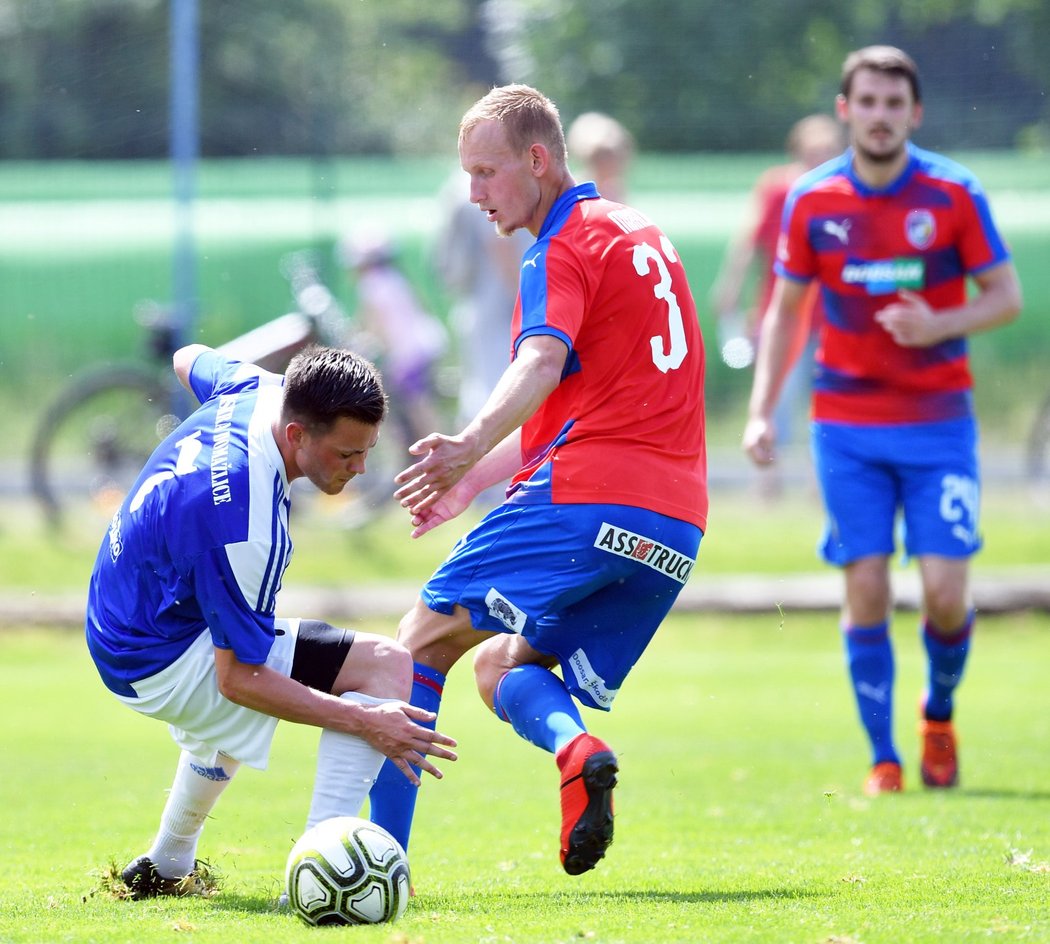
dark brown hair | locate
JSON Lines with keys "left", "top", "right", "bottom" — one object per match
{"left": 282, "top": 346, "right": 387, "bottom": 431}
{"left": 841, "top": 46, "right": 922, "bottom": 103}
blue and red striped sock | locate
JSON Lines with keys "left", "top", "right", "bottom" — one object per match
{"left": 843, "top": 621, "right": 900, "bottom": 766}
{"left": 922, "top": 611, "right": 974, "bottom": 722}
{"left": 368, "top": 662, "right": 444, "bottom": 853}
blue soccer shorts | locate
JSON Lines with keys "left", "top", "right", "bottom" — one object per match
{"left": 811, "top": 417, "right": 981, "bottom": 566}
{"left": 421, "top": 501, "right": 703, "bottom": 711}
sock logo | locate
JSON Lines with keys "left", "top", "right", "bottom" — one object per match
{"left": 593, "top": 522, "right": 695, "bottom": 584}
{"left": 856, "top": 681, "right": 889, "bottom": 705}
{"left": 190, "top": 762, "right": 233, "bottom": 782}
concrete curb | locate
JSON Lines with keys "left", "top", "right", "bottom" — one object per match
{"left": 3, "top": 568, "right": 1048, "bottom": 629}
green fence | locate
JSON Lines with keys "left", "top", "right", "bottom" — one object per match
{"left": 2, "top": 153, "right": 1047, "bottom": 454}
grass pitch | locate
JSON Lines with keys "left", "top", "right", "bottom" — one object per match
{"left": 1, "top": 611, "right": 1047, "bottom": 944}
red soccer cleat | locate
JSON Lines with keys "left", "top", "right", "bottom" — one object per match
{"left": 863, "top": 761, "right": 903, "bottom": 796}
{"left": 919, "top": 718, "right": 959, "bottom": 788}
{"left": 556, "top": 733, "right": 618, "bottom": 875}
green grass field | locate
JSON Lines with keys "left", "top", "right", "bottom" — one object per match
{"left": 1, "top": 612, "right": 1047, "bottom": 944}
{"left": 1, "top": 481, "right": 1048, "bottom": 943}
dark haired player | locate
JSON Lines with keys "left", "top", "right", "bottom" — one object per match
{"left": 86, "top": 344, "right": 456, "bottom": 898}
{"left": 744, "top": 46, "right": 1022, "bottom": 795}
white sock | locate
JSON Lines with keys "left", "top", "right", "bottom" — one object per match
{"left": 146, "top": 750, "right": 240, "bottom": 878}
{"left": 306, "top": 692, "right": 390, "bottom": 829}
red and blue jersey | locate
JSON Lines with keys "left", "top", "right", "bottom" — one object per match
{"left": 776, "top": 143, "right": 1010, "bottom": 424}
{"left": 508, "top": 183, "right": 708, "bottom": 530}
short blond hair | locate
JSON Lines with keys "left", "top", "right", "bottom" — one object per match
{"left": 459, "top": 84, "right": 568, "bottom": 165}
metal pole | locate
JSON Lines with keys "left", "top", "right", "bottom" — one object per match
{"left": 170, "top": 0, "right": 199, "bottom": 348}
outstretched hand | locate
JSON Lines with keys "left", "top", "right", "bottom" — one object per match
{"left": 394, "top": 432, "right": 481, "bottom": 536}
{"left": 361, "top": 700, "right": 458, "bottom": 786}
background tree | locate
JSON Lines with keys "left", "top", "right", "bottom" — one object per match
{"left": 483, "top": 0, "right": 1047, "bottom": 151}
{"left": 0, "top": 0, "right": 1044, "bottom": 158}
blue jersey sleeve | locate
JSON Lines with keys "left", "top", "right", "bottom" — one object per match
{"left": 187, "top": 349, "right": 280, "bottom": 406}
{"left": 193, "top": 544, "right": 278, "bottom": 665}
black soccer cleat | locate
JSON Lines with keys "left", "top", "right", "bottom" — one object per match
{"left": 120, "top": 855, "right": 209, "bottom": 900}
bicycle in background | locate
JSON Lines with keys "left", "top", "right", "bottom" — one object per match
{"left": 28, "top": 251, "right": 418, "bottom": 532}
{"left": 28, "top": 301, "right": 189, "bottom": 531}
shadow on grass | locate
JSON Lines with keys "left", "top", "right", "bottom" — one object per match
{"left": 959, "top": 788, "right": 1050, "bottom": 801}
{"left": 415, "top": 887, "right": 824, "bottom": 908}
{"left": 200, "top": 885, "right": 822, "bottom": 918}
{"left": 185, "top": 891, "right": 287, "bottom": 916}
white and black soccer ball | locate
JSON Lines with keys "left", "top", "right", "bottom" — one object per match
{"left": 285, "top": 816, "right": 410, "bottom": 925}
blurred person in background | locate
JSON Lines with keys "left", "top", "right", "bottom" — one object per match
{"left": 86, "top": 344, "right": 455, "bottom": 899}
{"left": 744, "top": 46, "right": 1021, "bottom": 796}
{"left": 566, "top": 110, "right": 635, "bottom": 204}
{"left": 434, "top": 170, "right": 532, "bottom": 430}
{"left": 340, "top": 230, "right": 449, "bottom": 447}
{"left": 711, "top": 114, "right": 843, "bottom": 496}
{"left": 368, "top": 84, "right": 707, "bottom": 878}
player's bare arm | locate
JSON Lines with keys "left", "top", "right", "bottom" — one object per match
{"left": 402, "top": 431, "right": 523, "bottom": 538}
{"left": 874, "top": 262, "right": 1022, "bottom": 347}
{"left": 394, "top": 334, "right": 567, "bottom": 515}
{"left": 213, "top": 647, "right": 458, "bottom": 784}
{"left": 744, "top": 277, "right": 811, "bottom": 465}
{"left": 173, "top": 343, "right": 212, "bottom": 392}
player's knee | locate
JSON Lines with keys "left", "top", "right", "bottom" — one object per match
{"left": 919, "top": 563, "right": 970, "bottom": 631}
{"left": 369, "top": 636, "right": 414, "bottom": 701}
{"left": 394, "top": 600, "right": 476, "bottom": 677}
{"left": 923, "top": 588, "right": 969, "bottom": 633}
{"left": 844, "top": 557, "right": 892, "bottom": 623}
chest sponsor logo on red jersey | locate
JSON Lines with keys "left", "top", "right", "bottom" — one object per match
{"left": 841, "top": 257, "right": 925, "bottom": 295}
{"left": 594, "top": 523, "right": 695, "bottom": 584}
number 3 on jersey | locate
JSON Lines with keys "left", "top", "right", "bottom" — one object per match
{"left": 634, "top": 236, "right": 687, "bottom": 373}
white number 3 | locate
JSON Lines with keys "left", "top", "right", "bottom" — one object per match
{"left": 633, "top": 236, "right": 687, "bottom": 373}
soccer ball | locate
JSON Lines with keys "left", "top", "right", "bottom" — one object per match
{"left": 285, "top": 816, "right": 410, "bottom": 925}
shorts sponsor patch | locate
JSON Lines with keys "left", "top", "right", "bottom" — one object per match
{"left": 593, "top": 522, "right": 696, "bottom": 584}
{"left": 485, "top": 588, "right": 527, "bottom": 633}
{"left": 566, "top": 646, "right": 618, "bottom": 708}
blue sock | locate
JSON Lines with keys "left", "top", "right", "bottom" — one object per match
{"left": 922, "top": 611, "right": 974, "bottom": 722}
{"left": 843, "top": 622, "right": 899, "bottom": 766}
{"left": 492, "top": 664, "right": 585, "bottom": 754}
{"left": 368, "top": 662, "right": 444, "bottom": 853}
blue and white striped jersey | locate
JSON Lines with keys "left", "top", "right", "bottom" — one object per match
{"left": 86, "top": 350, "right": 293, "bottom": 696}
